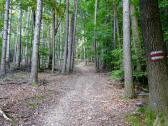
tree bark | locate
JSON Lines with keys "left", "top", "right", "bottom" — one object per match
{"left": 130, "top": 3, "right": 142, "bottom": 72}
{"left": 59, "top": 22, "right": 63, "bottom": 70}
{"left": 25, "top": 10, "right": 31, "bottom": 65}
{"left": 41, "top": 14, "right": 45, "bottom": 68}
{"left": 67, "top": 14, "right": 75, "bottom": 73}
{"left": 94, "top": 0, "right": 99, "bottom": 71}
{"left": 116, "top": 6, "right": 121, "bottom": 49}
{"left": 62, "top": 0, "right": 69, "bottom": 73}
{"left": 6, "top": 0, "right": 12, "bottom": 69}
{"left": 1, "top": 0, "right": 10, "bottom": 75}
{"left": 17, "top": 2, "right": 23, "bottom": 68}
{"left": 140, "top": 0, "right": 168, "bottom": 123}
{"left": 113, "top": 2, "right": 116, "bottom": 49}
{"left": 123, "top": 0, "right": 134, "bottom": 98}
{"left": 48, "top": 27, "right": 53, "bottom": 69}
{"left": 13, "top": 26, "right": 19, "bottom": 64}
{"left": 52, "top": 9, "right": 56, "bottom": 72}
{"left": 71, "top": 0, "right": 78, "bottom": 71}
{"left": 30, "top": 0, "right": 43, "bottom": 84}
{"left": 29, "top": 9, "right": 35, "bottom": 65}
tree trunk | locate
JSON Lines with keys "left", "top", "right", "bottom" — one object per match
{"left": 48, "top": 27, "right": 52, "bottom": 69}
{"left": 58, "top": 22, "right": 62, "bottom": 70}
{"left": 13, "top": 26, "right": 19, "bottom": 64}
{"left": 71, "top": 0, "right": 78, "bottom": 71}
{"left": 41, "top": 15, "right": 45, "bottom": 68}
{"left": 13, "top": 41, "right": 17, "bottom": 64}
{"left": 6, "top": 0, "right": 12, "bottom": 69}
{"left": 52, "top": 9, "right": 56, "bottom": 72}
{"left": 123, "top": 0, "right": 134, "bottom": 98}
{"left": 62, "top": 0, "right": 69, "bottom": 73}
{"left": 130, "top": 3, "right": 142, "bottom": 72}
{"left": 17, "top": 2, "right": 23, "bottom": 68}
{"left": 94, "top": 0, "right": 99, "bottom": 71}
{"left": 116, "top": 6, "right": 121, "bottom": 49}
{"left": 25, "top": 10, "right": 31, "bottom": 65}
{"left": 115, "top": 4, "right": 122, "bottom": 69}
{"left": 113, "top": 2, "right": 116, "bottom": 49}
{"left": 67, "top": 14, "right": 74, "bottom": 73}
{"left": 30, "top": 0, "right": 43, "bottom": 84}
{"left": 0, "top": 0, "right": 10, "bottom": 75}
{"left": 140, "top": 0, "right": 168, "bottom": 124}
{"left": 29, "top": 9, "right": 35, "bottom": 65}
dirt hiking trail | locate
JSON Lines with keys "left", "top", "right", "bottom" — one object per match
{"left": 38, "top": 63, "right": 137, "bottom": 126}
{"left": 0, "top": 63, "right": 138, "bottom": 126}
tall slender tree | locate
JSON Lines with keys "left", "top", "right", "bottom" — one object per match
{"left": 13, "top": 26, "right": 19, "bottom": 64}
{"left": 52, "top": 8, "right": 56, "bottom": 72}
{"left": 1, "top": 0, "right": 10, "bottom": 75}
{"left": 67, "top": 14, "right": 74, "bottom": 73}
{"left": 123, "top": 0, "right": 134, "bottom": 98}
{"left": 71, "top": 0, "right": 78, "bottom": 71}
{"left": 113, "top": 1, "right": 117, "bottom": 49}
{"left": 6, "top": 0, "right": 12, "bottom": 69}
{"left": 94, "top": 0, "right": 99, "bottom": 71}
{"left": 25, "top": 10, "right": 32, "bottom": 65}
{"left": 62, "top": 0, "right": 69, "bottom": 73}
{"left": 30, "top": 0, "right": 43, "bottom": 83}
{"left": 17, "top": 1, "right": 23, "bottom": 68}
{"left": 115, "top": 4, "right": 121, "bottom": 49}
{"left": 130, "top": 3, "right": 142, "bottom": 72}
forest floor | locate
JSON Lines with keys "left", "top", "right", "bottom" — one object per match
{"left": 0, "top": 63, "right": 140, "bottom": 126}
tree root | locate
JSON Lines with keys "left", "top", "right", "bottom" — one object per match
{"left": 0, "top": 108, "right": 12, "bottom": 122}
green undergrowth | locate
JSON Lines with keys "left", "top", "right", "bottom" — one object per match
{"left": 111, "top": 69, "right": 147, "bottom": 81}
{"left": 32, "top": 82, "right": 39, "bottom": 88}
{"left": 126, "top": 106, "right": 156, "bottom": 126}
{"left": 111, "top": 70, "right": 124, "bottom": 80}
{"left": 28, "top": 102, "right": 39, "bottom": 110}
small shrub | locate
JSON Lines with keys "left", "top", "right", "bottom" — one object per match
{"left": 126, "top": 106, "right": 156, "bottom": 126}
{"left": 111, "top": 70, "right": 124, "bottom": 80}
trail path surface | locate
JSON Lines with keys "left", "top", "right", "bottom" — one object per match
{"left": 38, "top": 63, "right": 137, "bottom": 126}
{"left": 0, "top": 63, "right": 138, "bottom": 126}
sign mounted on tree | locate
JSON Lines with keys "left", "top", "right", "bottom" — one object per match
{"left": 150, "top": 51, "right": 165, "bottom": 62}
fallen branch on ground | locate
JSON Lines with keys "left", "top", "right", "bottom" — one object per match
{"left": 0, "top": 108, "right": 12, "bottom": 122}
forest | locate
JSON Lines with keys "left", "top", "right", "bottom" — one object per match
{"left": 0, "top": 0, "right": 168, "bottom": 125}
